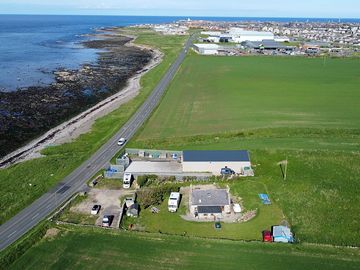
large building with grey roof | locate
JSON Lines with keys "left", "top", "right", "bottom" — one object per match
{"left": 182, "top": 150, "right": 252, "bottom": 176}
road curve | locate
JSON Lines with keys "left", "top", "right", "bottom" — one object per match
{"left": 0, "top": 35, "right": 194, "bottom": 251}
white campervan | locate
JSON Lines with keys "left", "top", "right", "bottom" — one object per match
{"left": 123, "top": 173, "right": 132, "bottom": 189}
{"left": 168, "top": 192, "right": 180, "bottom": 212}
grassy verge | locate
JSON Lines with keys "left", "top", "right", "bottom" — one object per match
{"left": 0, "top": 221, "right": 50, "bottom": 270}
{"left": 9, "top": 225, "right": 360, "bottom": 270}
{"left": 0, "top": 29, "right": 187, "bottom": 225}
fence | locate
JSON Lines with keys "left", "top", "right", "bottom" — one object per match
{"left": 125, "top": 148, "right": 183, "bottom": 160}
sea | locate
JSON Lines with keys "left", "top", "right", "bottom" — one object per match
{"left": 0, "top": 15, "right": 359, "bottom": 91}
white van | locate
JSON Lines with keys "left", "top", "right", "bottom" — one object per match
{"left": 168, "top": 192, "right": 180, "bottom": 212}
{"left": 123, "top": 173, "right": 132, "bottom": 189}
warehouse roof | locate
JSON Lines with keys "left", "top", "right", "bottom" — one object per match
{"left": 191, "top": 189, "right": 229, "bottom": 206}
{"left": 243, "top": 40, "right": 287, "bottom": 49}
{"left": 229, "top": 28, "right": 274, "bottom": 37}
{"left": 183, "top": 150, "right": 250, "bottom": 162}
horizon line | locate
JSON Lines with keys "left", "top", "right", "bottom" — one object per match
{"left": 0, "top": 13, "right": 359, "bottom": 20}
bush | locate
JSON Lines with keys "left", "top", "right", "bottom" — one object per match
{"left": 136, "top": 175, "right": 148, "bottom": 187}
{"left": 137, "top": 189, "right": 162, "bottom": 208}
{"left": 137, "top": 184, "right": 180, "bottom": 208}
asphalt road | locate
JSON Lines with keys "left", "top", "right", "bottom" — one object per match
{"left": 0, "top": 35, "right": 194, "bottom": 251}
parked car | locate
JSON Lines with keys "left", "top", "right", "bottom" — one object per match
{"left": 102, "top": 215, "right": 113, "bottom": 227}
{"left": 262, "top": 230, "right": 272, "bottom": 242}
{"left": 117, "top": 138, "right": 126, "bottom": 146}
{"left": 220, "top": 167, "right": 235, "bottom": 175}
{"left": 91, "top": 205, "right": 101, "bottom": 215}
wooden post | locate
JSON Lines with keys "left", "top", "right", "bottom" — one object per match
{"left": 277, "top": 160, "right": 288, "bottom": 180}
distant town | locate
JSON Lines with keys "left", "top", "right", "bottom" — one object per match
{"left": 137, "top": 19, "right": 360, "bottom": 57}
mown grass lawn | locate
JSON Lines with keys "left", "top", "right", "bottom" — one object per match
{"left": 125, "top": 179, "right": 283, "bottom": 241}
{"left": 0, "top": 29, "right": 188, "bottom": 225}
{"left": 9, "top": 226, "right": 360, "bottom": 270}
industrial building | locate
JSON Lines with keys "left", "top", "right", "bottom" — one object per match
{"left": 227, "top": 28, "right": 275, "bottom": 43}
{"left": 200, "top": 28, "right": 286, "bottom": 44}
{"left": 182, "top": 150, "right": 251, "bottom": 176}
{"left": 193, "top": 44, "right": 220, "bottom": 55}
{"left": 242, "top": 40, "right": 294, "bottom": 51}
{"left": 120, "top": 149, "right": 253, "bottom": 178}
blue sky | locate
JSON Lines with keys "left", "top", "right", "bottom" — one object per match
{"left": 0, "top": 0, "right": 359, "bottom": 18}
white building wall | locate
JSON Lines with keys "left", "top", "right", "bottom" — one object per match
{"left": 183, "top": 161, "right": 251, "bottom": 175}
{"left": 202, "top": 49, "right": 218, "bottom": 55}
{"left": 233, "top": 34, "right": 275, "bottom": 43}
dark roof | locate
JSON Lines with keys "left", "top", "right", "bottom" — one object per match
{"left": 191, "top": 189, "right": 229, "bottom": 206}
{"left": 243, "top": 40, "right": 287, "bottom": 49}
{"left": 197, "top": 206, "right": 222, "bottom": 214}
{"left": 183, "top": 150, "right": 250, "bottom": 162}
{"left": 129, "top": 203, "right": 139, "bottom": 210}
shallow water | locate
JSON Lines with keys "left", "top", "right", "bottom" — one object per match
{"left": 1, "top": 15, "right": 358, "bottom": 91}
{"left": 0, "top": 15, "right": 178, "bottom": 91}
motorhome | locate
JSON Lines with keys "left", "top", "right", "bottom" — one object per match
{"left": 168, "top": 192, "right": 180, "bottom": 212}
{"left": 123, "top": 173, "right": 132, "bottom": 189}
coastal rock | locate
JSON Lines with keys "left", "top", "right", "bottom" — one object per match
{"left": 0, "top": 33, "right": 153, "bottom": 158}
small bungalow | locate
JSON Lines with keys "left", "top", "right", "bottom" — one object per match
{"left": 189, "top": 186, "right": 231, "bottom": 220}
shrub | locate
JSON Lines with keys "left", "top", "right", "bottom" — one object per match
{"left": 137, "top": 184, "right": 180, "bottom": 208}
{"left": 136, "top": 175, "right": 148, "bottom": 187}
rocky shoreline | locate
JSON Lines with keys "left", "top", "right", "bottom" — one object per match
{"left": 0, "top": 28, "right": 155, "bottom": 163}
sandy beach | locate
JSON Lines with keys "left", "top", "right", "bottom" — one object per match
{"left": 0, "top": 35, "right": 163, "bottom": 168}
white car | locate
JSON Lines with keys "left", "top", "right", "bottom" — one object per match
{"left": 102, "top": 215, "right": 113, "bottom": 227}
{"left": 91, "top": 205, "right": 101, "bottom": 215}
{"left": 117, "top": 138, "right": 126, "bottom": 146}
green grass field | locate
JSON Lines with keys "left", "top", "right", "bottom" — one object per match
{"left": 138, "top": 56, "right": 360, "bottom": 139}
{"left": 0, "top": 29, "right": 188, "bottom": 225}
{"left": 130, "top": 55, "right": 360, "bottom": 247}
{"left": 9, "top": 226, "right": 360, "bottom": 270}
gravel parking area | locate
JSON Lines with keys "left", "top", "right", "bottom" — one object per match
{"left": 125, "top": 161, "right": 183, "bottom": 174}
{"left": 71, "top": 188, "right": 134, "bottom": 228}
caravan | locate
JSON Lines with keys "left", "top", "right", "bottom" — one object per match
{"left": 168, "top": 192, "right": 180, "bottom": 212}
{"left": 123, "top": 173, "right": 132, "bottom": 189}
